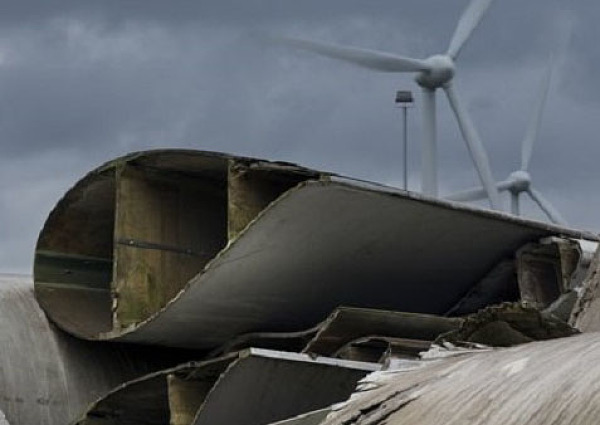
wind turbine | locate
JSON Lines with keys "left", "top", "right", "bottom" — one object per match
{"left": 445, "top": 56, "right": 567, "bottom": 225}
{"left": 274, "top": 0, "right": 502, "bottom": 209}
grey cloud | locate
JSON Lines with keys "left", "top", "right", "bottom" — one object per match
{"left": 1, "top": 0, "right": 600, "bottom": 272}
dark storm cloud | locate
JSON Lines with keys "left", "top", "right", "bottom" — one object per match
{"left": 0, "top": 0, "right": 599, "bottom": 272}
{"left": 0, "top": 1, "right": 464, "bottom": 26}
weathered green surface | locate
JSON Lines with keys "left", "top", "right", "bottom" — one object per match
{"left": 34, "top": 250, "right": 112, "bottom": 290}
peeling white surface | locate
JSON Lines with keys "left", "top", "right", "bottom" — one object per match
{"left": 383, "top": 358, "right": 425, "bottom": 371}
{"left": 502, "top": 357, "right": 529, "bottom": 376}
{"left": 322, "top": 333, "right": 600, "bottom": 425}
{"left": 578, "top": 239, "right": 598, "bottom": 262}
{"left": 420, "top": 342, "right": 492, "bottom": 359}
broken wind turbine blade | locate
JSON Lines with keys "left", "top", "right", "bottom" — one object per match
{"left": 34, "top": 150, "right": 597, "bottom": 350}
{"left": 302, "top": 307, "right": 462, "bottom": 358}
{"left": 71, "top": 348, "right": 378, "bottom": 425}
{"left": 320, "top": 331, "right": 600, "bottom": 425}
{"left": 207, "top": 306, "right": 462, "bottom": 362}
{"left": 0, "top": 274, "right": 191, "bottom": 425}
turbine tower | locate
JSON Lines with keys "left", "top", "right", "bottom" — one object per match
{"left": 446, "top": 56, "right": 567, "bottom": 225}
{"left": 276, "top": 0, "right": 501, "bottom": 209}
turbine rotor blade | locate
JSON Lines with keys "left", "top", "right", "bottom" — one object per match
{"left": 521, "top": 17, "right": 574, "bottom": 171}
{"left": 445, "top": 178, "right": 512, "bottom": 202}
{"left": 444, "top": 84, "right": 501, "bottom": 210}
{"left": 273, "top": 37, "right": 431, "bottom": 73}
{"left": 445, "top": 187, "right": 487, "bottom": 202}
{"left": 447, "top": 0, "right": 496, "bottom": 59}
{"left": 528, "top": 188, "right": 567, "bottom": 225}
{"left": 521, "top": 56, "right": 554, "bottom": 171}
{"left": 497, "top": 179, "right": 514, "bottom": 192}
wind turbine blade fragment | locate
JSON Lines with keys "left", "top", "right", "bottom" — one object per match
{"left": 528, "top": 188, "right": 567, "bottom": 225}
{"left": 447, "top": 0, "right": 496, "bottom": 60}
{"left": 273, "top": 37, "right": 431, "bottom": 72}
{"left": 521, "top": 56, "right": 554, "bottom": 171}
{"left": 421, "top": 88, "right": 438, "bottom": 196}
{"left": 443, "top": 84, "right": 501, "bottom": 210}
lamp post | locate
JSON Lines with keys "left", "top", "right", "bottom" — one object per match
{"left": 395, "top": 90, "right": 414, "bottom": 190}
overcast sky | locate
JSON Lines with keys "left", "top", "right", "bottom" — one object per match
{"left": 1, "top": 0, "right": 598, "bottom": 273}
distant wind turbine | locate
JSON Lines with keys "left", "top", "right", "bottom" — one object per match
{"left": 446, "top": 55, "right": 567, "bottom": 225}
{"left": 274, "top": 0, "right": 502, "bottom": 209}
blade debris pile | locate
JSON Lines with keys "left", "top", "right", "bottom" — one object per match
{"left": 1, "top": 148, "right": 598, "bottom": 425}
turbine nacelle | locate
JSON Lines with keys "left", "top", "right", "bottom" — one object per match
{"left": 507, "top": 170, "right": 531, "bottom": 193}
{"left": 416, "top": 55, "right": 456, "bottom": 90}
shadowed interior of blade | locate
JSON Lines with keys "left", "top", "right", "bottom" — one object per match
{"left": 34, "top": 150, "right": 318, "bottom": 340}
